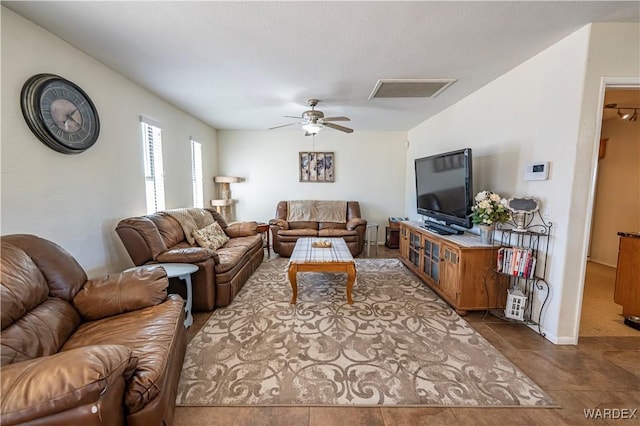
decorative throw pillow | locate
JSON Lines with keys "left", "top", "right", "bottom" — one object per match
{"left": 193, "top": 222, "right": 229, "bottom": 250}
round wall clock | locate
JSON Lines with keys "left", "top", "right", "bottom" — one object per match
{"left": 21, "top": 73, "right": 100, "bottom": 154}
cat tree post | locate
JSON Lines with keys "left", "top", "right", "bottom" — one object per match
{"left": 211, "top": 176, "right": 242, "bottom": 222}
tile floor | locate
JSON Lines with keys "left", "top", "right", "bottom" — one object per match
{"left": 175, "top": 245, "right": 640, "bottom": 426}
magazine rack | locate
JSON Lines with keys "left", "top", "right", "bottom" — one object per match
{"left": 493, "top": 210, "right": 552, "bottom": 336}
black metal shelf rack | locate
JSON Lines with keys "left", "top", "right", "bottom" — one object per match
{"left": 491, "top": 211, "right": 552, "bottom": 336}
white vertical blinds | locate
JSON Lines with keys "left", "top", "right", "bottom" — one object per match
{"left": 141, "top": 120, "right": 165, "bottom": 214}
{"left": 191, "top": 139, "right": 203, "bottom": 208}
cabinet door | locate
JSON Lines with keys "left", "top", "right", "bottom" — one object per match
{"left": 421, "top": 235, "right": 440, "bottom": 284}
{"left": 408, "top": 230, "right": 422, "bottom": 268}
{"left": 614, "top": 236, "right": 640, "bottom": 316}
{"left": 440, "top": 244, "right": 460, "bottom": 301}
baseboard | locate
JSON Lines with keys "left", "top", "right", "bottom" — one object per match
{"left": 588, "top": 259, "right": 617, "bottom": 268}
{"left": 553, "top": 335, "right": 579, "bottom": 345}
{"left": 526, "top": 324, "right": 577, "bottom": 345}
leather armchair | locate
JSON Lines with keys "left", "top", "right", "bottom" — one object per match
{"left": 1, "top": 234, "right": 187, "bottom": 426}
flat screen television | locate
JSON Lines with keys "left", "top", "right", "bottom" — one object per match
{"left": 414, "top": 148, "right": 473, "bottom": 235}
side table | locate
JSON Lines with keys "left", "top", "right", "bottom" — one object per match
{"left": 127, "top": 263, "right": 197, "bottom": 328}
{"left": 256, "top": 223, "right": 270, "bottom": 256}
{"left": 385, "top": 226, "right": 399, "bottom": 249}
{"left": 158, "top": 263, "right": 197, "bottom": 328}
{"left": 365, "top": 223, "right": 379, "bottom": 257}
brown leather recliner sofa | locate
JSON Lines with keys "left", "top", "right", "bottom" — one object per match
{"left": 0, "top": 234, "right": 186, "bottom": 426}
{"left": 116, "top": 208, "right": 263, "bottom": 309}
{"left": 269, "top": 200, "right": 367, "bottom": 257}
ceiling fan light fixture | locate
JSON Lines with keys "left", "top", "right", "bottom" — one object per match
{"left": 629, "top": 109, "right": 638, "bottom": 122}
{"left": 270, "top": 99, "right": 353, "bottom": 135}
{"left": 302, "top": 123, "right": 322, "bottom": 134}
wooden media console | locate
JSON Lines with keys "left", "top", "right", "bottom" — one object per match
{"left": 399, "top": 221, "right": 508, "bottom": 315}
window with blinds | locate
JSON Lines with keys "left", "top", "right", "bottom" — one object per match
{"left": 141, "top": 117, "right": 165, "bottom": 214}
{"left": 191, "top": 139, "right": 204, "bottom": 208}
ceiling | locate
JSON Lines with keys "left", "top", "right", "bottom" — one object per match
{"left": 5, "top": 1, "right": 640, "bottom": 132}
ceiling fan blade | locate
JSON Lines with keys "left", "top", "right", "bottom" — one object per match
{"left": 268, "top": 122, "right": 299, "bottom": 130}
{"left": 323, "top": 122, "right": 354, "bottom": 133}
{"left": 284, "top": 115, "right": 303, "bottom": 119}
{"left": 322, "top": 116, "right": 350, "bottom": 122}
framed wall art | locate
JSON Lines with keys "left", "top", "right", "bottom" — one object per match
{"left": 299, "top": 152, "right": 334, "bottom": 182}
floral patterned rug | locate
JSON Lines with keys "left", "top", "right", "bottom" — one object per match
{"left": 175, "top": 258, "right": 555, "bottom": 407}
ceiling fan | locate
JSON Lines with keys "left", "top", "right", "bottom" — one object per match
{"left": 269, "top": 99, "right": 353, "bottom": 136}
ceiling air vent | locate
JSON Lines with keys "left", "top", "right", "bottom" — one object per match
{"left": 368, "top": 79, "right": 456, "bottom": 100}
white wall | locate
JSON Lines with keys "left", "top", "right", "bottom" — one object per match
{"left": 406, "top": 23, "right": 640, "bottom": 344}
{"left": 590, "top": 118, "right": 640, "bottom": 267}
{"left": 217, "top": 130, "right": 407, "bottom": 243}
{"left": 407, "top": 25, "right": 585, "bottom": 343}
{"left": 1, "top": 8, "right": 219, "bottom": 276}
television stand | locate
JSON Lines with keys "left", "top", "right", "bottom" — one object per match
{"left": 421, "top": 222, "right": 463, "bottom": 235}
{"left": 399, "top": 221, "right": 508, "bottom": 315}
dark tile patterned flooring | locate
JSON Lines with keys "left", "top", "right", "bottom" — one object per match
{"left": 176, "top": 246, "right": 640, "bottom": 426}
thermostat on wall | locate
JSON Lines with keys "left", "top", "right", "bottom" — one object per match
{"left": 524, "top": 161, "right": 549, "bottom": 181}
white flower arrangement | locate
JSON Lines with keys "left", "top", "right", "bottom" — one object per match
{"left": 470, "top": 190, "right": 511, "bottom": 225}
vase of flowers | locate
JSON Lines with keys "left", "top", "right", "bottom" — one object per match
{"left": 470, "top": 190, "right": 511, "bottom": 244}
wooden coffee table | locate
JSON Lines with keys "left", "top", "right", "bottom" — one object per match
{"left": 287, "top": 237, "right": 356, "bottom": 304}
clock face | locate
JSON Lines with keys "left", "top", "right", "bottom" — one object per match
{"left": 21, "top": 74, "right": 100, "bottom": 154}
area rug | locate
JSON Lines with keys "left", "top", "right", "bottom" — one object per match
{"left": 176, "top": 258, "right": 555, "bottom": 407}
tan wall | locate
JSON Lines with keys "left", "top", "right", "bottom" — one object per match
{"left": 590, "top": 114, "right": 640, "bottom": 266}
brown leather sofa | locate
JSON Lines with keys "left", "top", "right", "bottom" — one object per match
{"left": 116, "top": 208, "right": 263, "bottom": 309}
{"left": 0, "top": 234, "right": 186, "bottom": 426}
{"left": 269, "top": 200, "right": 367, "bottom": 257}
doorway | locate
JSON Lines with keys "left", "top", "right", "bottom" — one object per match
{"left": 580, "top": 87, "right": 640, "bottom": 337}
